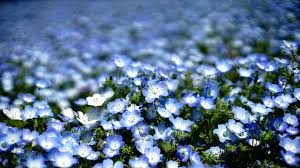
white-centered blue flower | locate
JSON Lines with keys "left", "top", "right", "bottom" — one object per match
{"left": 142, "top": 80, "right": 168, "bottom": 103}
{"left": 144, "top": 146, "right": 163, "bottom": 166}
{"left": 169, "top": 117, "right": 194, "bottom": 132}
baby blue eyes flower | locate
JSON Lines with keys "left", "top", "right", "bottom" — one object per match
{"left": 105, "top": 135, "right": 124, "bottom": 151}
{"left": 50, "top": 152, "right": 77, "bottom": 168}
{"left": 169, "top": 117, "right": 194, "bottom": 132}
{"left": 213, "top": 124, "right": 230, "bottom": 143}
{"left": 22, "top": 129, "right": 39, "bottom": 142}
{"left": 124, "top": 66, "right": 139, "bottom": 78}
{"left": 142, "top": 80, "right": 168, "bottom": 103}
{"left": 113, "top": 55, "right": 131, "bottom": 68}
{"left": 199, "top": 97, "right": 216, "bottom": 110}
{"left": 216, "top": 60, "right": 232, "bottom": 73}
{"left": 265, "top": 82, "right": 283, "bottom": 93}
{"left": 77, "top": 143, "right": 93, "bottom": 158}
{"left": 120, "top": 111, "right": 144, "bottom": 129}
{"left": 262, "top": 96, "right": 275, "bottom": 108}
{"left": 21, "top": 105, "right": 38, "bottom": 120}
{"left": 164, "top": 98, "right": 183, "bottom": 116}
{"left": 144, "top": 146, "right": 163, "bottom": 166}
{"left": 272, "top": 118, "right": 288, "bottom": 132}
{"left": 250, "top": 103, "right": 272, "bottom": 115}
{"left": 237, "top": 68, "right": 254, "bottom": 78}
{"left": 107, "top": 98, "right": 127, "bottom": 114}
{"left": 103, "top": 135, "right": 124, "bottom": 158}
{"left": 283, "top": 113, "right": 299, "bottom": 127}
{"left": 232, "top": 106, "right": 250, "bottom": 124}
{"left": 183, "top": 93, "right": 198, "bottom": 107}
{"left": 281, "top": 151, "right": 300, "bottom": 166}
{"left": 24, "top": 155, "right": 46, "bottom": 168}
{"left": 93, "top": 159, "right": 124, "bottom": 168}
{"left": 274, "top": 94, "right": 296, "bottom": 109}
{"left": 166, "top": 160, "right": 178, "bottom": 168}
{"left": 176, "top": 145, "right": 192, "bottom": 162}
{"left": 279, "top": 137, "right": 300, "bottom": 154}
{"left": 129, "top": 156, "right": 149, "bottom": 168}
{"left": 293, "top": 88, "right": 300, "bottom": 101}
{"left": 153, "top": 125, "right": 172, "bottom": 141}
{"left": 157, "top": 106, "right": 172, "bottom": 118}
{"left": 226, "top": 119, "right": 245, "bottom": 135}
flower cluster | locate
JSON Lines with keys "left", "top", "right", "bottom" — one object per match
{"left": 0, "top": 0, "right": 300, "bottom": 167}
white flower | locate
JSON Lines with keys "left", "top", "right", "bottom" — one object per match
{"left": 2, "top": 107, "right": 22, "bottom": 120}
{"left": 86, "top": 94, "right": 106, "bottom": 107}
{"left": 76, "top": 111, "right": 98, "bottom": 125}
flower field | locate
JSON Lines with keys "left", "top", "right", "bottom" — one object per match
{"left": 0, "top": 0, "right": 299, "bottom": 167}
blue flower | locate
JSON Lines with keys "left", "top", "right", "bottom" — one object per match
{"left": 294, "top": 88, "right": 300, "bottom": 101}
{"left": 199, "top": 97, "right": 216, "bottom": 110}
{"left": 226, "top": 119, "right": 245, "bottom": 134}
{"left": 286, "top": 127, "right": 299, "bottom": 136}
{"left": 265, "top": 82, "right": 283, "bottom": 93}
{"left": 48, "top": 151, "right": 77, "bottom": 168}
{"left": 77, "top": 143, "right": 93, "bottom": 158}
{"left": 216, "top": 60, "right": 232, "bottom": 73}
{"left": 213, "top": 124, "right": 230, "bottom": 143}
{"left": 21, "top": 105, "right": 38, "bottom": 120}
{"left": 169, "top": 117, "right": 194, "bottom": 132}
{"left": 164, "top": 98, "right": 183, "bottom": 116}
{"left": 262, "top": 96, "right": 275, "bottom": 108}
{"left": 166, "top": 160, "right": 178, "bottom": 168}
{"left": 153, "top": 124, "right": 173, "bottom": 141}
{"left": 250, "top": 103, "right": 272, "bottom": 115}
{"left": 281, "top": 150, "right": 300, "bottom": 166}
{"left": 279, "top": 137, "right": 300, "bottom": 154}
{"left": 232, "top": 106, "right": 250, "bottom": 124}
{"left": 93, "top": 159, "right": 124, "bottom": 168}
{"left": 189, "top": 151, "right": 204, "bottom": 167}
{"left": 4, "top": 128, "right": 22, "bottom": 145}
{"left": 142, "top": 80, "right": 168, "bottom": 103}
{"left": 272, "top": 118, "right": 288, "bottom": 132}
{"left": 144, "top": 146, "right": 163, "bottom": 166}
{"left": 107, "top": 98, "right": 127, "bottom": 114}
{"left": 237, "top": 68, "right": 254, "bottom": 78}
{"left": 113, "top": 55, "right": 131, "bottom": 68}
{"left": 131, "top": 123, "right": 149, "bottom": 139}
{"left": 182, "top": 93, "right": 199, "bottom": 107}
{"left": 37, "top": 129, "right": 61, "bottom": 151}
{"left": 105, "top": 135, "right": 124, "bottom": 151}
{"left": 24, "top": 155, "right": 46, "bottom": 168}
{"left": 86, "top": 151, "right": 100, "bottom": 161}
{"left": 120, "top": 111, "right": 143, "bottom": 129}
{"left": 283, "top": 113, "right": 299, "bottom": 127}
{"left": 22, "top": 129, "right": 39, "bottom": 142}
{"left": 129, "top": 156, "right": 149, "bottom": 168}
{"left": 176, "top": 145, "right": 192, "bottom": 162}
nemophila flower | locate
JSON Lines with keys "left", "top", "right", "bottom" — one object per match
{"left": 49, "top": 151, "right": 77, "bottom": 168}
{"left": 213, "top": 124, "right": 230, "bottom": 143}
{"left": 103, "top": 147, "right": 119, "bottom": 158}
{"left": 86, "top": 151, "right": 100, "bottom": 161}
{"left": 127, "top": 104, "right": 142, "bottom": 113}
{"left": 262, "top": 96, "right": 275, "bottom": 108}
{"left": 120, "top": 111, "right": 143, "bottom": 129}
{"left": 281, "top": 150, "right": 300, "bottom": 166}
{"left": 38, "top": 107, "right": 53, "bottom": 118}
{"left": 165, "top": 79, "right": 179, "bottom": 92}
{"left": 113, "top": 55, "right": 131, "bottom": 68}
{"left": 135, "top": 135, "right": 154, "bottom": 154}
{"left": 75, "top": 111, "right": 98, "bottom": 125}
{"left": 107, "top": 98, "right": 127, "bottom": 114}
{"left": 283, "top": 113, "right": 299, "bottom": 127}
{"left": 21, "top": 105, "right": 38, "bottom": 120}
{"left": 144, "top": 146, "right": 163, "bottom": 166}
{"left": 265, "top": 82, "right": 283, "bottom": 94}
{"left": 256, "top": 61, "right": 278, "bottom": 72}
{"left": 237, "top": 68, "right": 253, "bottom": 78}
{"left": 153, "top": 125, "right": 173, "bottom": 141}
{"left": 5, "top": 128, "right": 22, "bottom": 145}
{"left": 124, "top": 66, "right": 139, "bottom": 78}
{"left": 294, "top": 88, "right": 300, "bottom": 101}
{"left": 74, "top": 98, "right": 87, "bottom": 106}
{"left": 176, "top": 145, "right": 192, "bottom": 162}
{"left": 61, "top": 108, "right": 75, "bottom": 120}
{"left": 198, "top": 65, "right": 219, "bottom": 77}
{"left": 105, "top": 135, "right": 124, "bottom": 151}
{"left": 274, "top": 57, "right": 290, "bottom": 66}
{"left": 166, "top": 160, "right": 178, "bottom": 168}
{"left": 22, "top": 129, "right": 39, "bottom": 142}
{"left": 279, "top": 137, "right": 300, "bottom": 154}
{"left": 131, "top": 123, "right": 149, "bottom": 138}
{"left": 129, "top": 156, "right": 149, "bottom": 168}
{"left": 216, "top": 60, "right": 232, "bottom": 73}
{"left": 37, "top": 130, "right": 61, "bottom": 151}
{"left": 93, "top": 159, "right": 124, "bottom": 168}
{"left": 58, "top": 143, "right": 77, "bottom": 154}
{"left": 47, "top": 118, "right": 65, "bottom": 132}
{"left": 189, "top": 151, "right": 204, "bottom": 167}
{"left": 77, "top": 143, "right": 93, "bottom": 158}
{"left": 274, "top": 94, "right": 296, "bottom": 109}
{"left": 272, "top": 118, "right": 288, "bottom": 132}
{"left": 183, "top": 93, "right": 199, "bottom": 107}
{"left": 164, "top": 98, "right": 183, "bottom": 116}
{"left": 3, "top": 107, "right": 22, "bottom": 120}
{"left": 61, "top": 132, "right": 79, "bottom": 146}
{"left": 286, "top": 127, "right": 299, "bottom": 136}
{"left": 226, "top": 119, "right": 245, "bottom": 134}
{"left": 35, "top": 79, "right": 50, "bottom": 89}
{"left": 18, "top": 93, "right": 36, "bottom": 103}
{"left": 199, "top": 97, "right": 215, "bottom": 110}
{"left": 86, "top": 93, "right": 106, "bottom": 107}
{"left": 24, "top": 155, "right": 46, "bottom": 168}
{"left": 205, "top": 146, "right": 224, "bottom": 157}
{"left": 281, "top": 40, "right": 298, "bottom": 56}
{"left": 157, "top": 106, "right": 172, "bottom": 118}
{"left": 232, "top": 106, "right": 250, "bottom": 124}
{"left": 142, "top": 80, "right": 168, "bottom": 103}
{"left": 169, "top": 117, "right": 194, "bottom": 132}
{"left": 101, "top": 120, "right": 113, "bottom": 130}
{"left": 250, "top": 103, "right": 272, "bottom": 115}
